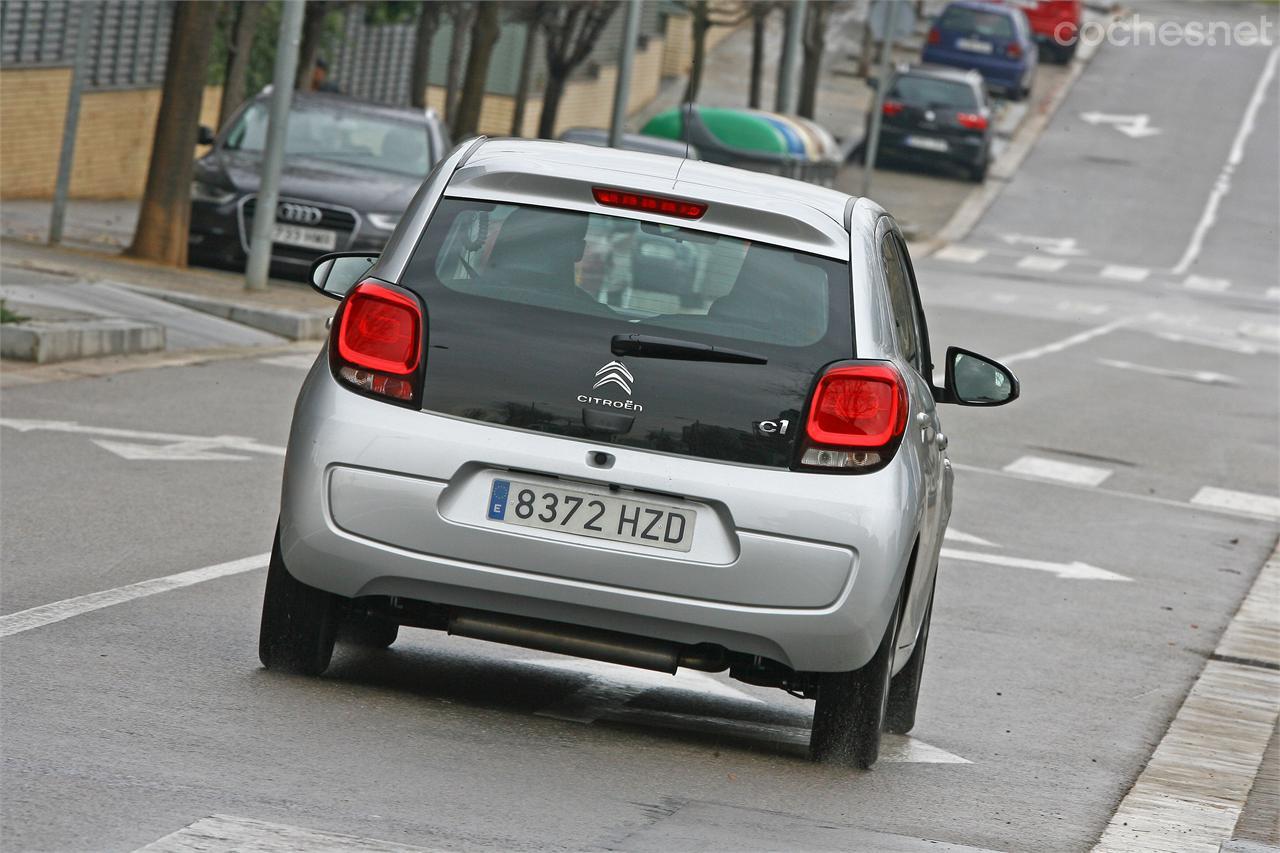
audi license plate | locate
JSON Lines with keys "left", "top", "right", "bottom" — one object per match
{"left": 272, "top": 223, "right": 337, "bottom": 251}
{"left": 487, "top": 478, "right": 695, "bottom": 552}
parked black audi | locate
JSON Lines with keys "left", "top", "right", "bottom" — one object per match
{"left": 867, "top": 65, "right": 993, "bottom": 182}
{"left": 188, "top": 91, "right": 450, "bottom": 273}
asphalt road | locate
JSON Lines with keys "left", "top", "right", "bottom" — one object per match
{"left": 2, "top": 4, "right": 1278, "bottom": 851}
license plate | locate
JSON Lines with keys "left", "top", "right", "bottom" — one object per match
{"left": 272, "top": 223, "right": 337, "bottom": 251}
{"left": 904, "top": 135, "right": 949, "bottom": 152}
{"left": 487, "top": 478, "right": 696, "bottom": 553}
{"left": 956, "top": 37, "right": 994, "bottom": 54}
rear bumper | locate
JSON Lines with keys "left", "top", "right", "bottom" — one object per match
{"left": 921, "top": 47, "right": 1030, "bottom": 91}
{"left": 880, "top": 127, "right": 988, "bottom": 167}
{"left": 278, "top": 363, "right": 923, "bottom": 672}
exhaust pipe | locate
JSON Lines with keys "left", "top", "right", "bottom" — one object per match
{"left": 448, "top": 609, "right": 726, "bottom": 674}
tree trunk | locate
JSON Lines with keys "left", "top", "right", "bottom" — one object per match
{"left": 294, "top": 1, "right": 329, "bottom": 91}
{"left": 682, "top": 2, "right": 709, "bottom": 105}
{"left": 510, "top": 12, "right": 539, "bottom": 136}
{"left": 798, "top": 1, "right": 828, "bottom": 118}
{"left": 444, "top": 4, "right": 472, "bottom": 122}
{"left": 127, "top": 2, "right": 218, "bottom": 266}
{"left": 453, "top": 2, "right": 501, "bottom": 137}
{"left": 857, "top": 16, "right": 873, "bottom": 78}
{"left": 410, "top": 3, "right": 440, "bottom": 109}
{"left": 536, "top": 73, "right": 566, "bottom": 139}
{"left": 749, "top": 7, "right": 766, "bottom": 109}
{"left": 218, "top": 0, "right": 263, "bottom": 130}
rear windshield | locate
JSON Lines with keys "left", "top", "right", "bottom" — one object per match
{"left": 938, "top": 6, "right": 1015, "bottom": 38}
{"left": 889, "top": 76, "right": 980, "bottom": 109}
{"left": 414, "top": 198, "right": 845, "bottom": 349}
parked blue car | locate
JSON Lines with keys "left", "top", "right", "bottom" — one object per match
{"left": 922, "top": 1, "right": 1037, "bottom": 100}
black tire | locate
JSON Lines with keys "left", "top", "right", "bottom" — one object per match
{"left": 258, "top": 531, "right": 340, "bottom": 675}
{"left": 1054, "top": 42, "right": 1077, "bottom": 64}
{"left": 809, "top": 589, "right": 903, "bottom": 769}
{"left": 886, "top": 580, "right": 934, "bottom": 734}
{"left": 340, "top": 612, "right": 399, "bottom": 649}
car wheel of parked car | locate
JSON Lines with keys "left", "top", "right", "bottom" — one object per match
{"left": 258, "top": 530, "right": 340, "bottom": 675}
{"left": 885, "top": 579, "right": 934, "bottom": 735}
{"left": 1055, "top": 42, "right": 1077, "bottom": 64}
{"left": 809, "top": 587, "right": 902, "bottom": 768}
{"left": 340, "top": 611, "right": 400, "bottom": 649}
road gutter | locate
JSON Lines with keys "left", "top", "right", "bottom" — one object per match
{"left": 1093, "top": 543, "right": 1280, "bottom": 853}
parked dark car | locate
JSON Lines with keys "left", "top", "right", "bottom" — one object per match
{"left": 922, "top": 1, "right": 1037, "bottom": 100}
{"left": 870, "top": 65, "right": 994, "bottom": 182}
{"left": 189, "top": 92, "right": 450, "bottom": 274}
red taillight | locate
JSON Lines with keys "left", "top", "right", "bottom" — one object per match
{"left": 882, "top": 100, "right": 905, "bottom": 117}
{"left": 957, "top": 112, "right": 988, "bottom": 130}
{"left": 592, "top": 187, "right": 707, "bottom": 219}
{"left": 1006, "top": 42, "right": 1022, "bottom": 58}
{"left": 801, "top": 364, "right": 908, "bottom": 470}
{"left": 927, "top": 28, "right": 941, "bottom": 45}
{"left": 333, "top": 280, "right": 422, "bottom": 402}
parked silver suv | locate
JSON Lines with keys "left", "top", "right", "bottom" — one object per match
{"left": 260, "top": 138, "right": 1018, "bottom": 768}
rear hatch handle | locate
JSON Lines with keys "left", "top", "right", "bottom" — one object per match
{"left": 611, "top": 334, "right": 768, "bottom": 365}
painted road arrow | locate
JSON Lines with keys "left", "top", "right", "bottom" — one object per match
{"left": 1080, "top": 111, "right": 1162, "bottom": 138}
{"left": 0, "top": 418, "right": 285, "bottom": 460}
{"left": 940, "top": 547, "right": 1132, "bottom": 581}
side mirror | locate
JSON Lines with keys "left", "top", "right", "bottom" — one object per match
{"left": 309, "top": 252, "right": 379, "bottom": 299}
{"left": 197, "top": 125, "right": 216, "bottom": 146}
{"left": 937, "top": 346, "right": 1019, "bottom": 406}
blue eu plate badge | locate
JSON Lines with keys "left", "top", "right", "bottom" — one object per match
{"left": 488, "top": 479, "right": 511, "bottom": 520}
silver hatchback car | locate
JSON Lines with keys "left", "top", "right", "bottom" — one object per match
{"left": 260, "top": 138, "right": 1018, "bottom": 768}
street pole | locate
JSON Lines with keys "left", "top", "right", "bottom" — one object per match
{"left": 775, "top": 0, "right": 806, "bottom": 114}
{"left": 608, "top": 0, "right": 643, "bottom": 149}
{"left": 861, "top": 0, "right": 900, "bottom": 197}
{"left": 245, "top": 0, "right": 305, "bottom": 291}
{"left": 49, "top": 2, "right": 95, "bottom": 246}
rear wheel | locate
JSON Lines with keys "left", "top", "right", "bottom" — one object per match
{"left": 258, "top": 531, "right": 340, "bottom": 675}
{"left": 809, "top": 589, "right": 902, "bottom": 769}
{"left": 886, "top": 579, "right": 934, "bottom": 734}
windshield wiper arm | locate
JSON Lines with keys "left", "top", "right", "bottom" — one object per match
{"left": 611, "top": 334, "right": 767, "bottom": 365}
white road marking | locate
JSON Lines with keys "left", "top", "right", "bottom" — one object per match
{"left": 1055, "top": 300, "right": 1109, "bottom": 316}
{"left": 1191, "top": 487, "right": 1280, "bottom": 521}
{"left": 1183, "top": 274, "right": 1232, "bottom": 293}
{"left": 259, "top": 353, "right": 318, "bottom": 370}
{"left": 999, "top": 234, "right": 1085, "bottom": 256}
{"left": 1172, "top": 47, "right": 1280, "bottom": 276}
{"left": 998, "top": 316, "right": 1135, "bottom": 364}
{"left": 1238, "top": 321, "right": 1280, "bottom": 343}
{"left": 1094, "top": 548, "right": 1280, "bottom": 852}
{"left": 92, "top": 439, "right": 252, "bottom": 461}
{"left": 1100, "top": 264, "right": 1150, "bottom": 282}
{"left": 1003, "top": 455, "right": 1113, "bottom": 487}
{"left": 1156, "top": 332, "right": 1259, "bottom": 355}
{"left": 134, "top": 814, "right": 440, "bottom": 853}
{"left": 0, "top": 418, "right": 286, "bottom": 457}
{"left": 944, "top": 529, "right": 999, "bottom": 548}
{"left": 934, "top": 245, "right": 987, "bottom": 263}
{"left": 1098, "top": 358, "right": 1240, "bottom": 386}
{"left": 1079, "top": 111, "right": 1162, "bottom": 138}
{"left": 0, "top": 554, "right": 269, "bottom": 638}
{"left": 1266, "top": 287, "right": 1280, "bottom": 301}
{"left": 940, "top": 548, "right": 1131, "bottom": 582}
{"left": 991, "top": 292, "right": 1018, "bottom": 304}
{"left": 1017, "top": 255, "right": 1069, "bottom": 272}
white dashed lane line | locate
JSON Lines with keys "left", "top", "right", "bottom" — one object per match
{"left": 1002, "top": 455, "right": 1114, "bottom": 487}
{"left": 1191, "top": 487, "right": 1280, "bottom": 521}
{"left": 1099, "top": 264, "right": 1150, "bottom": 283}
{"left": 1017, "top": 255, "right": 1068, "bottom": 272}
{"left": 933, "top": 245, "right": 988, "bottom": 263}
{"left": 1183, "top": 274, "right": 1232, "bottom": 293}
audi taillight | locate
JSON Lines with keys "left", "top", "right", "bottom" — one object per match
{"left": 799, "top": 363, "right": 909, "bottom": 471}
{"left": 957, "top": 112, "right": 988, "bottom": 130}
{"left": 882, "top": 100, "right": 905, "bottom": 117}
{"left": 592, "top": 187, "right": 707, "bottom": 219}
{"left": 330, "top": 280, "right": 423, "bottom": 404}
{"left": 927, "top": 28, "right": 941, "bottom": 45}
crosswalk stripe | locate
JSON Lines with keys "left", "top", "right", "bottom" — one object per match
{"left": 1100, "top": 264, "right": 1150, "bottom": 282}
{"left": 1017, "top": 255, "right": 1068, "bottom": 272}
{"left": 1183, "top": 275, "right": 1232, "bottom": 293}
{"left": 1003, "top": 456, "right": 1113, "bottom": 487}
{"left": 1190, "top": 487, "right": 1280, "bottom": 520}
{"left": 935, "top": 245, "right": 988, "bottom": 263}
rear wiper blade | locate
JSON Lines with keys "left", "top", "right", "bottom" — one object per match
{"left": 611, "top": 334, "right": 767, "bottom": 365}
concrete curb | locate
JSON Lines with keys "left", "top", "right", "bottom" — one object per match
{"left": 114, "top": 283, "right": 330, "bottom": 341}
{"left": 0, "top": 317, "right": 165, "bottom": 363}
{"left": 915, "top": 21, "right": 1111, "bottom": 258}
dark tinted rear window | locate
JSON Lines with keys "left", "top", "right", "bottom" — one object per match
{"left": 889, "top": 76, "right": 980, "bottom": 109}
{"left": 938, "top": 6, "right": 1015, "bottom": 38}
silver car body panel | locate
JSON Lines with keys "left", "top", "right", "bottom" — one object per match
{"left": 283, "top": 138, "right": 951, "bottom": 675}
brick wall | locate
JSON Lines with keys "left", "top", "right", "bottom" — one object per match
{"left": 0, "top": 68, "right": 220, "bottom": 200}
